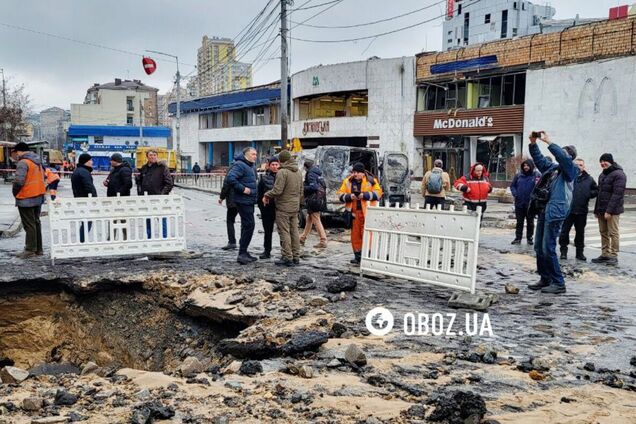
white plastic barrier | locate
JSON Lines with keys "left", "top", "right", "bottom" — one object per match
{"left": 48, "top": 194, "right": 186, "bottom": 264}
{"left": 360, "top": 204, "right": 481, "bottom": 294}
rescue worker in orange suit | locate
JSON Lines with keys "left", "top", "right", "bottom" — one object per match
{"left": 337, "top": 162, "right": 383, "bottom": 264}
{"left": 45, "top": 166, "right": 60, "bottom": 200}
{"left": 11, "top": 142, "right": 46, "bottom": 259}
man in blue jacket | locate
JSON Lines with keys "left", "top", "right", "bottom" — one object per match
{"left": 225, "top": 147, "right": 259, "bottom": 264}
{"left": 510, "top": 159, "right": 540, "bottom": 245}
{"left": 527, "top": 131, "right": 578, "bottom": 294}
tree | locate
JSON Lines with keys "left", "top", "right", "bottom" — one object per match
{"left": 0, "top": 77, "right": 32, "bottom": 142}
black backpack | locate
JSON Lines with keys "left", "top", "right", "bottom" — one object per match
{"left": 306, "top": 176, "right": 327, "bottom": 212}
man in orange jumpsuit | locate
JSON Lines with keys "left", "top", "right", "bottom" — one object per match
{"left": 337, "top": 162, "right": 383, "bottom": 264}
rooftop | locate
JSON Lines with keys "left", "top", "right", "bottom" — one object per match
{"left": 87, "top": 79, "right": 158, "bottom": 93}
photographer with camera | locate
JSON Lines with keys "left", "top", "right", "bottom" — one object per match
{"left": 527, "top": 131, "right": 578, "bottom": 294}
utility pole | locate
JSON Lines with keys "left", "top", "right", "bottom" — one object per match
{"left": 0, "top": 68, "right": 6, "bottom": 107}
{"left": 139, "top": 98, "right": 144, "bottom": 146}
{"left": 280, "top": 0, "right": 289, "bottom": 147}
{"left": 145, "top": 50, "right": 181, "bottom": 170}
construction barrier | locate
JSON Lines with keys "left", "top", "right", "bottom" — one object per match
{"left": 360, "top": 203, "right": 481, "bottom": 294}
{"left": 174, "top": 173, "right": 225, "bottom": 191}
{"left": 48, "top": 194, "right": 186, "bottom": 264}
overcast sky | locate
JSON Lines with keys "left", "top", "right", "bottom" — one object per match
{"left": 0, "top": 0, "right": 624, "bottom": 111}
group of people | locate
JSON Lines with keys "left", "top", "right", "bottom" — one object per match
{"left": 11, "top": 143, "right": 174, "bottom": 258}
{"left": 218, "top": 147, "right": 383, "bottom": 266}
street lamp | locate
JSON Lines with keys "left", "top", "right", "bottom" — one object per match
{"left": 145, "top": 50, "right": 181, "bottom": 170}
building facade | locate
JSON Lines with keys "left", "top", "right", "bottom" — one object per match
{"left": 443, "top": 0, "right": 555, "bottom": 51}
{"left": 39, "top": 107, "right": 70, "bottom": 151}
{"left": 171, "top": 83, "right": 281, "bottom": 169}
{"left": 197, "top": 36, "right": 253, "bottom": 96}
{"left": 419, "top": 15, "right": 636, "bottom": 188}
{"left": 291, "top": 57, "right": 420, "bottom": 175}
{"left": 67, "top": 125, "right": 170, "bottom": 171}
{"left": 71, "top": 79, "right": 159, "bottom": 127}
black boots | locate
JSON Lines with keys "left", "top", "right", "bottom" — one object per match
{"left": 350, "top": 251, "right": 361, "bottom": 264}
{"left": 560, "top": 247, "right": 568, "bottom": 260}
{"left": 575, "top": 248, "right": 586, "bottom": 261}
{"left": 528, "top": 278, "right": 551, "bottom": 290}
{"left": 511, "top": 239, "right": 521, "bottom": 245}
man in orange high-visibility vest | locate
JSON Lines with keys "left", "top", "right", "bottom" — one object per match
{"left": 11, "top": 142, "right": 46, "bottom": 259}
{"left": 337, "top": 162, "right": 383, "bottom": 265}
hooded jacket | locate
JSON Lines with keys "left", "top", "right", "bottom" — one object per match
{"left": 303, "top": 165, "right": 324, "bottom": 195}
{"left": 13, "top": 151, "right": 46, "bottom": 207}
{"left": 106, "top": 161, "right": 133, "bottom": 197}
{"left": 258, "top": 169, "right": 277, "bottom": 211}
{"left": 136, "top": 161, "right": 173, "bottom": 195}
{"left": 225, "top": 153, "right": 258, "bottom": 205}
{"left": 529, "top": 142, "right": 579, "bottom": 222}
{"left": 510, "top": 160, "right": 541, "bottom": 208}
{"left": 594, "top": 163, "right": 627, "bottom": 215}
{"left": 454, "top": 163, "right": 493, "bottom": 203}
{"left": 71, "top": 164, "right": 98, "bottom": 198}
{"left": 569, "top": 170, "right": 598, "bottom": 215}
{"left": 265, "top": 161, "right": 303, "bottom": 214}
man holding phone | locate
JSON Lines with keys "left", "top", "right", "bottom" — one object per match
{"left": 527, "top": 131, "right": 578, "bottom": 294}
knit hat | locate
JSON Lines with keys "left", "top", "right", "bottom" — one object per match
{"left": 434, "top": 159, "right": 443, "bottom": 168}
{"left": 12, "top": 142, "right": 30, "bottom": 152}
{"left": 599, "top": 153, "right": 614, "bottom": 164}
{"left": 352, "top": 162, "right": 365, "bottom": 173}
{"left": 110, "top": 153, "right": 123, "bottom": 163}
{"left": 303, "top": 158, "right": 314, "bottom": 168}
{"left": 278, "top": 150, "right": 292, "bottom": 163}
{"left": 78, "top": 153, "right": 92, "bottom": 165}
{"left": 563, "top": 145, "right": 577, "bottom": 160}
{"left": 267, "top": 156, "right": 279, "bottom": 164}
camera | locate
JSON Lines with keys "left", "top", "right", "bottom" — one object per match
{"left": 531, "top": 131, "right": 542, "bottom": 139}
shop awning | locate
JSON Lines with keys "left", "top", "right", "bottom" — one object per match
{"left": 478, "top": 135, "right": 499, "bottom": 142}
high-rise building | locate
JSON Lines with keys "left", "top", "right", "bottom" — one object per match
{"left": 443, "top": 0, "right": 556, "bottom": 51}
{"left": 197, "top": 36, "right": 252, "bottom": 96}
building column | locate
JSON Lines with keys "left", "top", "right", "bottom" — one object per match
{"left": 208, "top": 143, "right": 214, "bottom": 167}
{"left": 228, "top": 142, "right": 234, "bottom": 166}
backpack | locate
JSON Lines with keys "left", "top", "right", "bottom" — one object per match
{"left": 306, "top": 176, "right": 327, "bottom": 212}
{"left": 427, "top": 169, "right": 443, "bottom": 194}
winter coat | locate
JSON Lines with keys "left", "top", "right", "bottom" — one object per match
{"left": 454, "top": 163, "right": 493, "bottom": 203}
{"left": 136, "top": 162, "right": 173, "bottom": 195}
{"left": 304, "top": 165, "right": 327, "bottom": 213}
{"left": 421, "top": 167, "right": 451, "bottom": 198}
{"left": 529, "top": 143, "right": 579, "bottom": 222}
{"left": 258, "top": 170, "right": 277, "bottom": 211}
{"left": 594, "top": 164, "right": 627, "bottom": 215}
{"left": 303, "top": 165, "right": 324, "bottom": 195}
{"left": 220, "top": 174, "right": 237, "bottom": 209}
{"left": 106, "top": 162, "right": 133, "bottom": 197}
{"left": 71, "top": 164, "right": 98, "bottom": 198}
{"left": 337, "top": 173, "right": 383, "bottom": 215}
{"left": 225, "top": 154, "right": 258, "bottom": 205}
{"left": 569, "top": 171, "right": 598, "bottom": 215}
{"left": 510, "top": 160, "right": 541, "bottom": 208}
{"left": 265, "top": 161, "right": 303, "bottom": 214}
{"left": 192, "top": 164, "right": 201, "bottom": 174}
{"left": 12, "top": 152, "right": 46, "bottom": 207}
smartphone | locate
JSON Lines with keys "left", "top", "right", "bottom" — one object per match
{"left": 531, "top": 131, "right": 541, "bottom": 139}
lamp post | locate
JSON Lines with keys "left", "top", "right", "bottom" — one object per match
{"left": 145, "top": 50, "right": 181, "bottom": 169}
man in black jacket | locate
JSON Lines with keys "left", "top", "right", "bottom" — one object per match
{"left": 592, "top": 153, "right": 627, "bottom": 266}
{"left": 104, "top": 153, "right": 132, "bottom": 197}
{"left": 135, "top": 150, "right": 174, "bottom": 239}
{"left": 257, "top": 156, "right": 279, "bottom": 259}
{"left": 219, "top": 172, "right": 239, "bottom": 250}
{"left": 559, "top": 159, "right": 598, "bottom": 261}
{"left": 71, "top": 153, "right": 97, "bottom": 242}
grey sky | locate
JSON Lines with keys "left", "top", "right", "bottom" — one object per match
{"left": 0, "top": 0, "right": 623, "bottom": 111}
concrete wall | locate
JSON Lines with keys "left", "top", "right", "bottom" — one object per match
{"left": 71, "top": 90, "right": 156, "bottom": 126}
{"left": 291, "top": 57, "right": 421, "bottom": 176}
{"left": 524, "top": 55, "right": 636, "bottom": 188}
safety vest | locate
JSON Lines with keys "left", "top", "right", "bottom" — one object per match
{"left": 337, "top": 174, "right": 383, "bottom": 214}
{"left": 16, "top": 159, "right": 47, "bottom": 199}
{"left": 45, "top": 167, "right": 60, "bottom": 184}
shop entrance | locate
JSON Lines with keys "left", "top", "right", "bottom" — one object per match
{"left": 422, "top": 136, "right": 468, "bottom": 184}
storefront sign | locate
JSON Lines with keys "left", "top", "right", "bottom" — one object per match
{"left": 447, "top": 0, "right": 454, "bottom": 19}
{"left": 302, "top": 120, "right": 330, "bottom": 136}
{"left": 414, "top": 105, "right": 524, "bottom": 136}
{"left": 312, "top": 76, "right": 320, "bottom": 86}
{"left": 433, "top": 116, "right": 494, "bottom": 129}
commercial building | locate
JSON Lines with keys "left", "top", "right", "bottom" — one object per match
{"left": 66, "top": 125, "right": 170, "bottom": 171}
{"left": 196, "top": 36, "right": 253, "bottom": 96}
{"left": 417, "top": 14, "right": 636, "bottom": 188}
{"left": 291, "top": 57, "right": 420, "bottom": 175}
{"left": 443, "top": 0, "right": 555, "bottom": 51}
{"left": 171, "top": 83, "right": 281, "bottom": 169}
{"left": 71, "top": 79, "right": 159, "bottom": 127}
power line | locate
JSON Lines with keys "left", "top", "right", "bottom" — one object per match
{"left": 290, "top": 0, "right": 483, "bottom": 43}
{"left": 291, "top": 0, "right": 445, "bottom": 29}
{"left": 291, "top": 0, "right": 341, "bottom": 11}
{"left": 290, "top": 0, "right": 345, "bottom": 29}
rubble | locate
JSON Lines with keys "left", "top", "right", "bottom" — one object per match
{"left": 427, "top": 391, "right": 487, "bottom": 424}
{"left": 0, "top": 366, "right": 29, "bottom": 384}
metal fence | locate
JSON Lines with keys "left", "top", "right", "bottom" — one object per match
{"left": 173, "top": 173, "right": 225, "bottom": 191}
{"left": 360, "top": 203, "right": 482, "bottom": 294}
{"left": 48, "top": 194, "right": 186, "bottom": 264}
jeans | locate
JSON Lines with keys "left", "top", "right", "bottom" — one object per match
{"left": 515, "top": 205, "right": 535, "bottom": 240}
{"left": 18, "top": 206, "right": 42, "bottom": 252}
{"left": 226, "top": 207, "right": 239, "bottom": 245}
{"left": 146, "top": 218, "right": 168, "bottom": 239}
{"left": 236, "top": 204, "right": 255, "bottom": 255}
{"left": 260, "top": 207, "right": 276, "bottom": 254}
{"left": 559, "top": 213, "right": 587, "bottom": 249}
{"left": 535, "top": 213, "right": 565, "bottom": 286}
